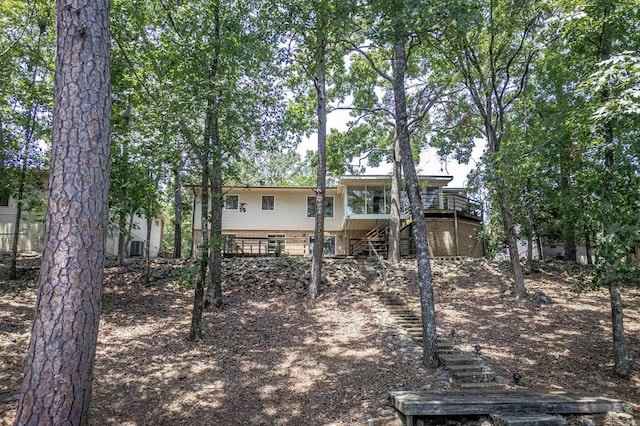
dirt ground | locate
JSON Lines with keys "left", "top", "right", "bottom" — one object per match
{"left": 1, "top": 255, "right": 639, "bottom": 425}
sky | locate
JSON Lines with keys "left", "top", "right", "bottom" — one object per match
{"left": 296, "top": 110, "right": 486, "bottom": 188}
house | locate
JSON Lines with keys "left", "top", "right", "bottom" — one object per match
{"left": 0, "top": 195, "right": 46, "bottom": 253}
{"left": 191, "top": 175, "right": 484, "bottom": 258}
{"left": 0, "top": 194, "right": 167, "bottom": 259}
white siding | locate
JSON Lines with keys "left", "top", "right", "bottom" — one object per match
{"left": 194, "top": 188, "right": 344, "bottom": 233}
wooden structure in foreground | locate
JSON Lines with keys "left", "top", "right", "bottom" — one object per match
{"left": 389, "top": 390, "right": 630, "bottom": 426}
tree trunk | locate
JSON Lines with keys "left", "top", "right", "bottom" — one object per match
{"left": 387, "top": 140, "right": 402, "bottom": 263}
{"left": 15, "top": 0, "right": 111, "bottom": 422}
{"left": 598, "top": 0, "right": 630, "bottom": 378}
{"left": 190, "top": 106, "right": 212, "bottom": 341}
{"left": 205, "top": 119, "right": 223, "bottom": 308}
{"left": 9, "top": 183, "right": 24, "bottom": 279}
{"left": 560, "top": 176, "right": 577, "bottom": 262}
{"left": 144, "top": 215, "right": 152, "bottom": 286}
{"left": 172, "top": 165, "right": 182, "bottom": 259}
{"left": 585, "top": 230, "right": 593, "bottom": 265}
{"left": 393, "top": 38, "right": 438, "bottom": 369}
{"left": 310, "top": 12, "right": 328, "bottom": 301}
{"left": 526, "top": 211, "right": 535, "bottom": 272}
{"left": 117, "top": 212, "right": 127, "bottom": 266}
{"left": 495, "top": 173, "right": 527, "bottom": 301}
{"left": 203, "top": 2, "right": 223, "bottom": 309}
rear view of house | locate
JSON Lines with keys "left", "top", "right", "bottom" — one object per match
{"left": 192, "top": 175, "right": 484, "bottom": 259}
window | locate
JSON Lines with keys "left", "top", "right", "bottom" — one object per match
{"left": 347, "top": 185, "right": 389, "bottom": 214}
{"left": 0, "top": 196, "right": 8, "bottom": 207}
{"left": 306, "top": 196, "right": 334, "bottom": 218}
{"left": 224, "top": 195, "right": 239, "bottom": 210}
{"left": 261, "top": 195, "right": 275, "bottom": 211}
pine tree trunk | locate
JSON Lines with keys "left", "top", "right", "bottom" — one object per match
{"left": 393, "top": 38, "right": 438, "bottom": 369}
{"left": 15, "top": 1, "right": 111, "bottom": 422}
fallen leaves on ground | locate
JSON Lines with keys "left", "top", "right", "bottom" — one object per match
{"left": 0, "top": 255, "right": 638, "bottom": 425}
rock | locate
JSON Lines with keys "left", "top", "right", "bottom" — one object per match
{"left": 533, "top": 290, "right": 553, "bottom": 304}
{"left": 604, "top": 412, "right": 636, "bottom": 426}
{"left": 575, "top": 418, "right": 595, "bottom": 426}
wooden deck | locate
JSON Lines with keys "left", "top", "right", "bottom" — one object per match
{"left": 389, "top": 390, "right": 630, "bottom": 426}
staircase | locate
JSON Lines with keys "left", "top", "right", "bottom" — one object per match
{"left": 351, "top": 221, "right": 389, "bottom": 257}
{"left": 374, "top": 289, "right": 632, "bottom": 426}
{"left": 375, "top": 290, "right": 503, "bottom": 390}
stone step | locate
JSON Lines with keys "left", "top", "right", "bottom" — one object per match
{"left": 452, "top": 370, "right": 497, "bottom": 383}
{"left": 490, "top": 413, "right": 567, "bottom": 426}
{"left": 457, "top": 382, "right": 506, "bottom": 390}
{"left": 438, "top": 353, "right": 479, "bottom": 366}
{"left": 437, "top": 348, "right": 460, "bottom": 355}
{"left": 446, "top": 364, "right": 486, "bottom": 374}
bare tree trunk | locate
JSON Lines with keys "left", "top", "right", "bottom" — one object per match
{"left": 310, "top": 12, "right": 328, "bottom": 300}
{"left": 15, "top": 1, "right": 111, "bottom": 422}
{"left": 117, "top": 212, "right": 127, "bottom": 266}
{"left": 495, "top": 174, "right": 527, "bottom": 301}
{"left": 560, "top": 169, "right": 577, "bottom": 262}
{"left": 190, "top": 106, "right": 212, "bottom": 341}
{"left": 585, "top": 230, "right": 592, "bottom": 265}
{"left": 144, "top": 215, "right": 152, "bottom": 286}
{"left": 172, "top": 165, "right": 182, "bottom": 259}
{"left": 526, "top": 215, "right": 533, "bottom": 269}
{"left": 205, "top": 136, "right": 223, "bottom": 308}
{"left": 387, "top": 140, "right": 402, "bottom": 263}
{"left": 393, "top": 38, "right": 438, "bottom": 369}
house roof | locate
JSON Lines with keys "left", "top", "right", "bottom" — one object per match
{"left": 190, "top": 174, "right": 456, "bottom": 197}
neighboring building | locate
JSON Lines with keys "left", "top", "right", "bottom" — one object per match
{"left": 0, "top": 195, "right": 46, "bottom": 253}
{"left": 0, "top": 193, "right": 167, "bottom": 258}
{"left": 191, "top": 175, "right": 484, "bottom": 258}
{"left": 105, "top": 213, "right": 168, "bottom": 259}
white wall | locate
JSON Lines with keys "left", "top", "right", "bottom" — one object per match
{"left": 105, "top": 215, "right": 165, "bottom": 258}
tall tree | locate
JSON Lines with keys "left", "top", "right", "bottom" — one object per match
{"left": 15, "top": 0, "right": 111, "bottom": 422}
{"left": 439, "top": 0, "right": 546, "bottom": 302}
{"left": 310, "top": 1, "right": 329, "bottom": 300}
{"left": 587, "top": 0, "right": 635, "bottom": 378}
{"left": 284, "top": 0, "right": 353, "bottom": 299}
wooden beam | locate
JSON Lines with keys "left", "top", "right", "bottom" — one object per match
{"left": 389, "top": 390, "right": 629, "bottom": 417}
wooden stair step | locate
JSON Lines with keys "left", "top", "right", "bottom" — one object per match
{"left": 389, "top": 390, "right": 629, "bottom": 417}
{"left": 490, "top": 413, "right": 567, "bottom": 426}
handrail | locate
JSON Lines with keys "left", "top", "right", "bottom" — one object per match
{"left": 368, "top": 240, "right": 387, "bottom": 287}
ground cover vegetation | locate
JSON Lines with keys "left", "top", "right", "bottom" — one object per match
{"left": 0, "top": 0, "right": 639, "bottom": 422}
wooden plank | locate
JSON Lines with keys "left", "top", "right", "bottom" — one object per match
{"left": 490, "top": 413, "right": 567, "bottom": 426}
{"left": 389, "top": 390, "right": 628, "bottom": 417}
